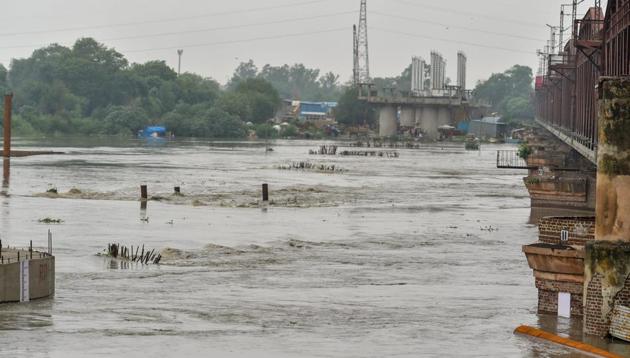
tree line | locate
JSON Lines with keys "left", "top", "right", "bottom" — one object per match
{"left": 0, "top": 38, "right": 346, "bottom": 138}
{"left": 0, "top": 37, "right": 534, "bottom": 137}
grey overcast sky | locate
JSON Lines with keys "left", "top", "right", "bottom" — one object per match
{"left": 1, "top": 0, "right": 606, "bottom": 87}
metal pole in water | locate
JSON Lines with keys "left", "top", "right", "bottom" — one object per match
{"left": 48, "top": 229, "right": 52, "bottom": 255}
{"left": 174, "top": 186, "right": 180, "bottom": 194}
{"left": 140, "top": 185, "right": 148, "bottom": 201}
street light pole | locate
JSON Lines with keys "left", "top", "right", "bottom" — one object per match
{"left": 177, "top": 49, "right": 183, "bottom": 75}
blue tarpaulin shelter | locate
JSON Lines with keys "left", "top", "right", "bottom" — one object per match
{"left": 138, "top": 126, "right": 166, "bottom": 138}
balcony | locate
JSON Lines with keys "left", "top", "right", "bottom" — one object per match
{"left": 575, "top": 18, "right": 605, "bottom": 49}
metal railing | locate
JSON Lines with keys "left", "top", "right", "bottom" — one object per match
{"left": 496, "top": 150, "right": 533, "bottom": 169}
{"left": 576, "top": 18, "right": 605, "bottom": 41}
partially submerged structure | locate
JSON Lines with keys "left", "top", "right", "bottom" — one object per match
{"left": 0, "top": 242, "right": 55, "bottom": 303}
{"left": 520, "top": 0, "right": 630, "bottom": 340}
{"left": 468, "top": 116, "right": 506, "bottom": 140}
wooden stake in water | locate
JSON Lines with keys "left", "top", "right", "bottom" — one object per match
{"left": 140, "top": 185, "right": 148, "bottom": 201}
{"left": 262, "top": 183, "right": 269, "bottom": 202}
{"left": 3, "top": 94, "right": 13, "bottom": 158}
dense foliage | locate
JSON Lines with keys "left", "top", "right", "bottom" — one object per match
{"left": 473, "top": 65, "right": 534, "bottom": 121}
{"left": 0, "top": 38, "right": 294, "bottom": 137}
{"left": 333, "top": 87, "right": 375, "bottom": 127}
{"left": 228, "top": 60, "right": 343, "bottom": 101}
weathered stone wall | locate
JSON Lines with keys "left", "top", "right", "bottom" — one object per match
{"left": 595, "top": 78, "right": 630, "bottom": 241}
{"left": 584, "top": 241, "right": 630, "bottom": 336}
{"left": 583, "top": 78, "right": 630, "bottom": 337}
{"left": 585, "top": 273, "right": 608, "bottom": 335}
{"left": 538, "top": 216, "right": 595, "bottom": 245}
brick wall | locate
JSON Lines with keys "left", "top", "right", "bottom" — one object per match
{"left": 538, "top": 216, "right": 595, "bottom": 245}
{"left": 584, "top": 274, "right": 609, "bottom": 336}
{"left": 536, "top": 278, "right": 584, "bottom": 316}
{"left": 614, "top": 275, "right": 630, "bottom": 307}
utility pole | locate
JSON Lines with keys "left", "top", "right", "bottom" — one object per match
{"left": 559, "top": 4, "right": 573, "bottom": 53}
{"left": 177, "top": 49, "right": 183, "bottom": 75}
{"left": 571, "top": 0, "right": 584, "bottom": 39}
{"left": 546, "top": 24, "right": 559, "bottom": 54}
{"left": 353, "top": 25, "right": 359, "bottom": 86}
{"left": 357, "top": 0, "right": 370, "bottom": 84}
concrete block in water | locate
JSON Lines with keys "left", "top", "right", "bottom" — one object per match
{"left": 0, "top": 254, "right": 55, "bottom": 303}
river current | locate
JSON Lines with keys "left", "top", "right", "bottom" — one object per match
{"left": 0, "top": 138, "right": 602, "bottom": 357}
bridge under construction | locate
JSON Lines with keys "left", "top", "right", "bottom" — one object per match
{"left": 351, "top": 0, "right": 487, "bottom": 139}
{"left": 357, "top": 51, "right": 488, "bottom": 139}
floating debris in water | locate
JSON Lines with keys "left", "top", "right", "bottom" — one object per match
{"left": 101, "top": 243, "right": 161, "bottom": 264}
{"left": 38, "top": 217, "right": 63, "bottom": 224}
{"left": 46, "top": 187, "right": 58, "bottom": 194}
{"left": 277, "top": 161, "right": 345, "bottom": 173}
{"left": 339, "top": 150, "right": 399, "bottom": 158}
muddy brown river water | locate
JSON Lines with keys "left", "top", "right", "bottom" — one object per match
{"left": 0, "top": 138, "right": 623, "bottom": 357}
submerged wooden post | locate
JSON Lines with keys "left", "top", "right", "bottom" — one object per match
{"left": 174, "top": 186, "right": 181, "bottom": 194}
{"left": 262, "top": 183, "right": 269, "bottom": 202}
{"left": 2, "top": 158, "right": 9, "bottom": 186}
{"left": 140, "top": 185, "right": 148, "bottom": 200}
{"left": 3, "top": 94, "right": 12, "bottom": 158}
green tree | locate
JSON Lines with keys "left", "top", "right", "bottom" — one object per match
{"left": 473, "top": 65, "right": 534, "bottom": 119}
{"left": 228, "top": 59, "right": 258, "bottom": 89}
{"left": 176, "top": 73, "right": 221, "bottom": 105}
{"left": 334, "top": 87, "right": 375, "bottom": 127}
{"left": 129, "top": 60, "right": 177, "bottom": 82}
{"left": 234, "top": 78, "right": 280, "bottom": 123}
{"left": 102, "top": 105, "right": 149, "bottom": 134}
{"left": 0, "top": 64, "right": 7, "bottom": 91}
{"left": 216, "top": 91, "right": 253, "bottom": 122}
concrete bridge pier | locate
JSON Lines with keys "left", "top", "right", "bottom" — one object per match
{"left": 583, "top": 78, "right": 630, "bottom": 337}
{"left": 417, "top": 107, "right": 438, "bottom": 139}
{"left": 437, "top": 107, "right": 451, "bottom": 128}
{"left": 415, "top": 108, "right": 423, "bottom": 128}
{"left": 399, "top": 107, "right": 415, "bottom": 128}
{"left": 378, "top": 105, "right": 397, "bottom": 137}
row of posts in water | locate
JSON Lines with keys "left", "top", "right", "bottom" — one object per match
{"left": 309, "top": 145, "right": 399, "bottom": 157}
{"left": 139, "top": 184, "right": 269, "bottom": 202}
{"left": 350, "top": 140, "right": 422, "bottom": 149}
{"left": 106, "top": 243, "right": 162, "bottom": 265}
{"left": 0, "top": 233, "right": 53, "bottom": 264}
